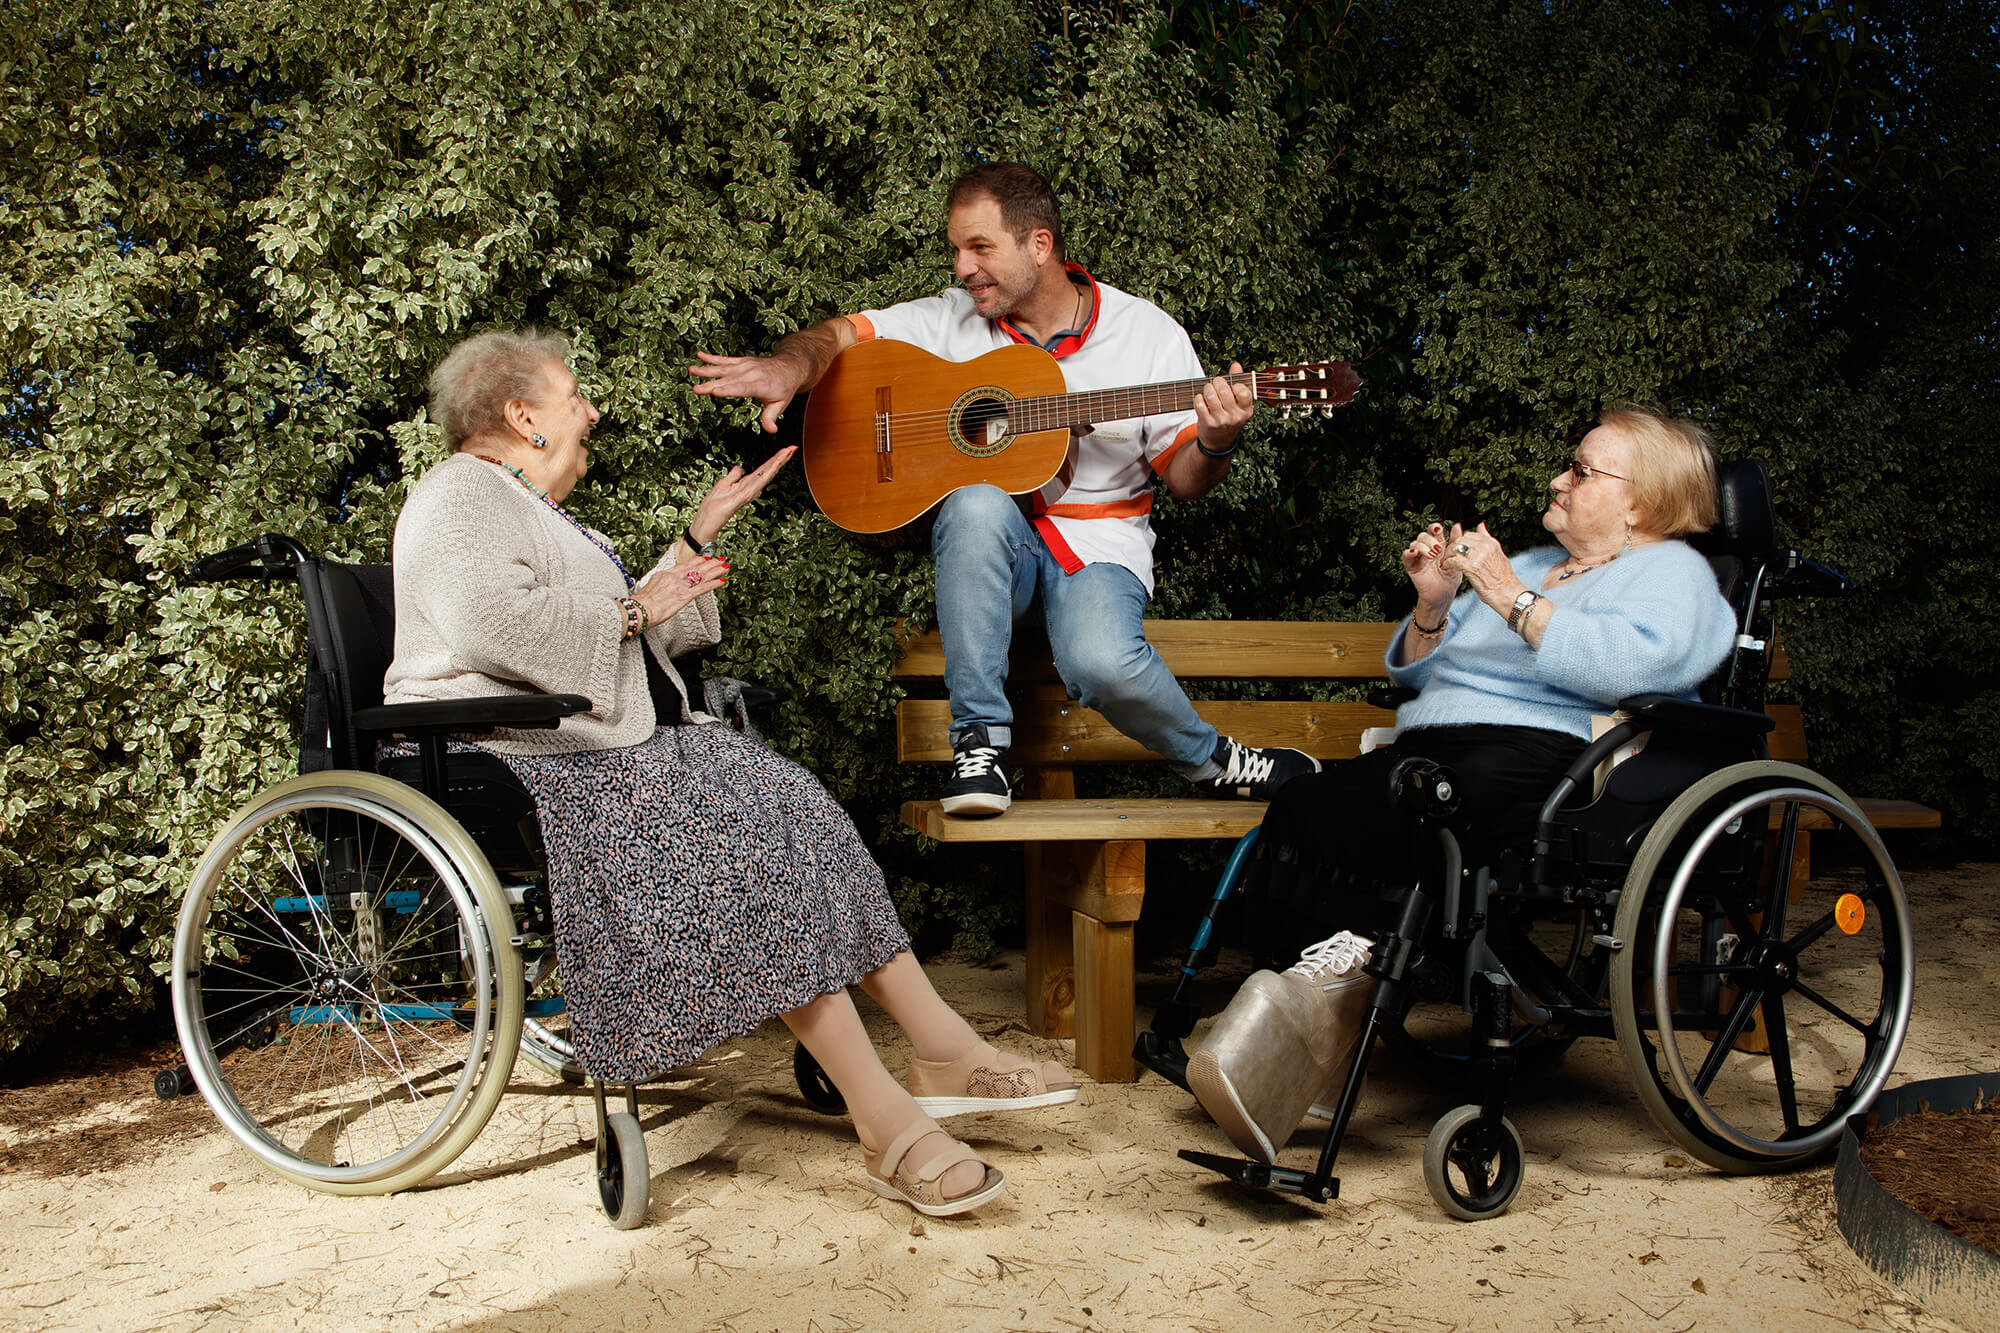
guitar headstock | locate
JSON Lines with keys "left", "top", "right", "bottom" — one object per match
{"left": 1252, "top": 361, "right": 1362, "bottom": 418}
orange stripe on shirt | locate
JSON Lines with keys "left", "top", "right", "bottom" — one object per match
{"left": 844, "top": 312, "right": 876, "bottom": 341}
{"left": 1043, "top": 494, "right": 1154, "bottom": 520}
{"left": 1149, "top": 423, "right": 1201, "bottom": 475}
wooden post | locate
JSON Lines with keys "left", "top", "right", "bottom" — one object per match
{"left": 1022, "top": 839, "right": 1145, "bottom": 1082}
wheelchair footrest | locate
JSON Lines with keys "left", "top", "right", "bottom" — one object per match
{"left": 1178, "top": 1148, "right": 1340, "bottom": 1203}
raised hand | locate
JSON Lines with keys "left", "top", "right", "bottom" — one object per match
{"left": 689, "top": 446, "right": 797, "bottom": 542}
{"left": 1403, "top": 522, "right": 1463, "bottom": 608}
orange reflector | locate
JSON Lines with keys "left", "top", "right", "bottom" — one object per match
{"left": 1835, "top": 893, "right": 1866, "bottom": 935}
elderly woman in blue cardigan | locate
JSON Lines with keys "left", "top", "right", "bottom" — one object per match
{"left": 1187, "top": 403, "right": 1738, "bottom": 1163}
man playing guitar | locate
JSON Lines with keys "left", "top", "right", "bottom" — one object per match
{"left": 692, "top": 162, "right": 1319, "bottom": 816}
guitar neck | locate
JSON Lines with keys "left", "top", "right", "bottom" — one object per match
{"left": 1007, "top": 374, "right": 1253, "bottom": 434}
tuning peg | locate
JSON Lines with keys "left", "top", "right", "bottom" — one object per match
{"left": 1321, "top": 404, "right": 1335, "bottom": 418}
{"left": 1281, "top": 405, "right": 1294, "bottom": 420}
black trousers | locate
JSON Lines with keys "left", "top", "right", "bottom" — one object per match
{"left": 1243, "top": 724, "right": 1585, "bottom": 967}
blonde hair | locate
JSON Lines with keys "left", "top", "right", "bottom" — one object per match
{"left": 428, "top": 328, "right": 571, "bottom": 449}
{"left": 1599, "top": 403, "right": 1720, "bottom": 536}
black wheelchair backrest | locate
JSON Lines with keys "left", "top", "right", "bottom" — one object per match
{"left": 1690, "top": 458, "right": 1779, "bottom": 611}
{"left": 295, "top": 560, "right": 396, "bottom": 772}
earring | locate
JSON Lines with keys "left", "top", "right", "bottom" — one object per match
{"left": 531, "top": 433, "right": 549, "bottom": 449}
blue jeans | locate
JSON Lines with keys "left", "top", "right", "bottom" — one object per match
{"left": 930, "top": 485, "right": 1219, "bottom": 773}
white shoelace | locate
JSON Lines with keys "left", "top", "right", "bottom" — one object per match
{"left": 952, "top": 746, "right": 1001, "bottom": 779}
{"left": 1214, "top": 740, "right": 1276, "bottom": 785}
{"left": 1288, "top": 931, "right": 1374, "bottom": 984}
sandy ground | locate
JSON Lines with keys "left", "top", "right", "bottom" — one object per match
{"left": 5, "top": 860, "right": 1998, "bottom": 1333}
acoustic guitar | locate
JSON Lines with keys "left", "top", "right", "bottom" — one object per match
{"left": 800, "top": 340, "right": 1361, "bottom": 533}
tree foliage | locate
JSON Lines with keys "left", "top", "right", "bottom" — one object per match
{"left": 2, "top": 0, "right": 1992, "bottom": 1056}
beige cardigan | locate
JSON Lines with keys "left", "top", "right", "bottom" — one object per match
{"left": 382, "top": 452, "right": 721, "bottom": 755}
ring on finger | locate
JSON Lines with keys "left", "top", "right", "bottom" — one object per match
{"left": 1453, "top": 543, "right": 1470, "bottom": 555}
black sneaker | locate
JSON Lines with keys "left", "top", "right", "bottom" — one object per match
{"left": 940, "top": 723, "right": 1011, "bottom": 817}
{"left": 1194, "top": 735, "right": 1322, "bottom": 800}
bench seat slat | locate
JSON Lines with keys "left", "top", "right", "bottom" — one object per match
{"left": 904, "top": 794, "right": 1938, "bottom": 842}
{"left": 903, "top": 798, "right": 1267, "bottom": 842}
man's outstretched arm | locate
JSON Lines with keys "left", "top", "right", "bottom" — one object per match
{"left": 690, "top": 316, "right": 860, "bottom": 434}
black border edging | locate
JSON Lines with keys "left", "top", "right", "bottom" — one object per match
{"left": 1835, "top": 1072, "right": 2000, "bottom": 1331}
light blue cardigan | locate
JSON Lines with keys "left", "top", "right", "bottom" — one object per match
{"left": 1387, "top": 542, "right": 1737, "bottom": 741}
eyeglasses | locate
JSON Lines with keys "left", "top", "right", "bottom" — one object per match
{"left": 1565, "top": 457, "right": 1628, "bottom": 484}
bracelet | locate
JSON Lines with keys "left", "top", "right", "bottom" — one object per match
{"left": 1411, "top": 610, "right": 1448, "bottom": 637}
{"left": 616, "top": 595, "right": 649, "bottom": 640}
{"left": 1195, "top": 437, "right": 1239, "bottom": 459}
{"left": 683, "top": 529, "right": 718, "bottom": 559}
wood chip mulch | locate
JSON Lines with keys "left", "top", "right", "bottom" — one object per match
{"left": 1859, "top": 1098, "right": 2000, "bottom": 1258}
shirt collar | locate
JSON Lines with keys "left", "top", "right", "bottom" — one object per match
{"left": 996, "top": 263, "right": 1100, "bottom": 359}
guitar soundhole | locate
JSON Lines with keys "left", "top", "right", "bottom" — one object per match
{"left": 950, "top": 386, "right": 1015, "bottom": 458}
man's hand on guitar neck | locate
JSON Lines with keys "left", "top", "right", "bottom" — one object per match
{"left": 1160, "top": 362, "right": 1256, "bottom": 501}
{"left": 691, "top": 316, "right": 859, "bottom": 434}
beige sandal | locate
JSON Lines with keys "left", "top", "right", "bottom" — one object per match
{"left": 863, "top": 1117, "right": 1006, "bottom": 1218}
{"left": 907, "top": 1041, "right": 1078, "bottom": 1117}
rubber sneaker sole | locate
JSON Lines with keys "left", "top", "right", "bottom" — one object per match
{"left": 1186, "top": 1048, "right": 1279, "bottom": 1164}
{"left": 940, "top": 790, "right": 1010, "bottom": 817}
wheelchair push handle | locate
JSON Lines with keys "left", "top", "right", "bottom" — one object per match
{"left": 1763, "top": 551, "right": 1854, "bottom": 601}
{"left": 188, "top": 533, "right": 310, "bottom": 583}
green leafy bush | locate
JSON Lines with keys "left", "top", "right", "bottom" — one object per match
{"left": 3, "top": 0, "right": 1992, "bottom": 1057}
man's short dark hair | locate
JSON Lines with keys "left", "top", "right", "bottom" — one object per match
{"left": 948, "top": 163, "right": 1063, "bottom": 260}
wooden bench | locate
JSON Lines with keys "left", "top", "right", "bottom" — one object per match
{"left": 893, "top": 620, "right": 1940, "bottom": 1083}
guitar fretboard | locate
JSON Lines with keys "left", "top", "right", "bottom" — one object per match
{"left": 1003, "top": 374, "right": 1255, "bottom": 434}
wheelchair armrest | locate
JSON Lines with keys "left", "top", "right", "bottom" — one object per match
{"left": 1612, "top": 694, "right": 1775, "bottom": 739}
{"left": 354, "top": 694, "right": 592, "bottom": 737}
{"left": 1533, "top": 697, "right": 1774, "bottom": 865}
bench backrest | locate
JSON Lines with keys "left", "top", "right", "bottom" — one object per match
{"left": 891, "top": 619, "right": 1800, "bottom": 774}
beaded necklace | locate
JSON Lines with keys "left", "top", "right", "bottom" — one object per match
{"left": 474, "top": 454, "right": 633, "bottom": 588}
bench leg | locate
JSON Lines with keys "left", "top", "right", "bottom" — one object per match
{"left": 1024, "top": 840, "right": 1145, "bottom": 1083}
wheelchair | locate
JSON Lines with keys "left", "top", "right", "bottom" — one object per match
{"left": 161, "top": 535, "right": 845, "bottom": 1227}
{"left": 1137, "top": 460, "right": 1916, "bottom": 1219}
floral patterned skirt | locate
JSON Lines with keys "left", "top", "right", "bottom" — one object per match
{"left": 496, "top": 724, "right": 911, "bottom": 1083}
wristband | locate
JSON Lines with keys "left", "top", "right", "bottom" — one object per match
{"left": 1411, "top": 610, "right": 1448, "bottom": 636}
{"left": 1195, "top": 437, "right": 1239, "bottom": 460}
{"left": 683, "top": 529, "right": 718, "bottom": 559}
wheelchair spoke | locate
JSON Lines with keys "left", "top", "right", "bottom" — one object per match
{"left": 1761, "top": 801, "right": 1804, "bottom": 939}
{"left": 1760, "top": 992, "right": 1802, "bottom": 1133}
{"left": 1691, "top": 985, "right": 1764, "bottom": 1094}
{"left": 1787, "top": 978, "right": 1872, "bottom": 1037}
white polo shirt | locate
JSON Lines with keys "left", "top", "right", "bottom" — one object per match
{"left": 851, "top": 265, "right": 1203, "bottom": 596}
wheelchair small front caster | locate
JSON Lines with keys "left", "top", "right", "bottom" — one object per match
{"left": 1423, "top": 1104, "right": 1524, "bottom": 1220}
{"left": 598, "top": 1110, "right": 649, "bottom": 1229}
{"left": 794, "top": 1044, "right": 847, "bottom": 1115}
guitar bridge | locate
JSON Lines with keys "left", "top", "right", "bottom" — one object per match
{"left": 875, "top": 386, "right": 893, "bottom": 482}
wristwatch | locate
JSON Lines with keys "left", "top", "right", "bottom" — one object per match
{"left": 683, "top": 529, "right": 717, "bottom": 559}
{"left": 1508, "top": 589, "right": 1541, "bottom": 634}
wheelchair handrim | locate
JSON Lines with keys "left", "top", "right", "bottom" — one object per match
{"left": 1648, "top": 784, "right": 1914, "bottom": 1159}
{"left": 172, "top": 781, "right": 500, "bottom": 1186}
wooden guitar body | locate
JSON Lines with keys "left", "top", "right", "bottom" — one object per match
{"left": 802, "top": 341, "right": 1073, "bottom": 534}
{"left": 800, "top": 340, "right": 1360, "bottom": 534}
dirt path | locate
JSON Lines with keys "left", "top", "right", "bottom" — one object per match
{"left": 5, "top": 861, "right": 1997, "bottom": 1332}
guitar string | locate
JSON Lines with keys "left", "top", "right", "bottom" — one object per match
{"left": 858, "top": 369, "right": 1347, "bottom": 440}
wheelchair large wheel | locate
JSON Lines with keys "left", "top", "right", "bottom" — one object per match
{"left": 171, "top": 772, "right": 524, "bottom": 1194}
{"left": 1609, "top": 762, "right": 1913, "bottom": 1173}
